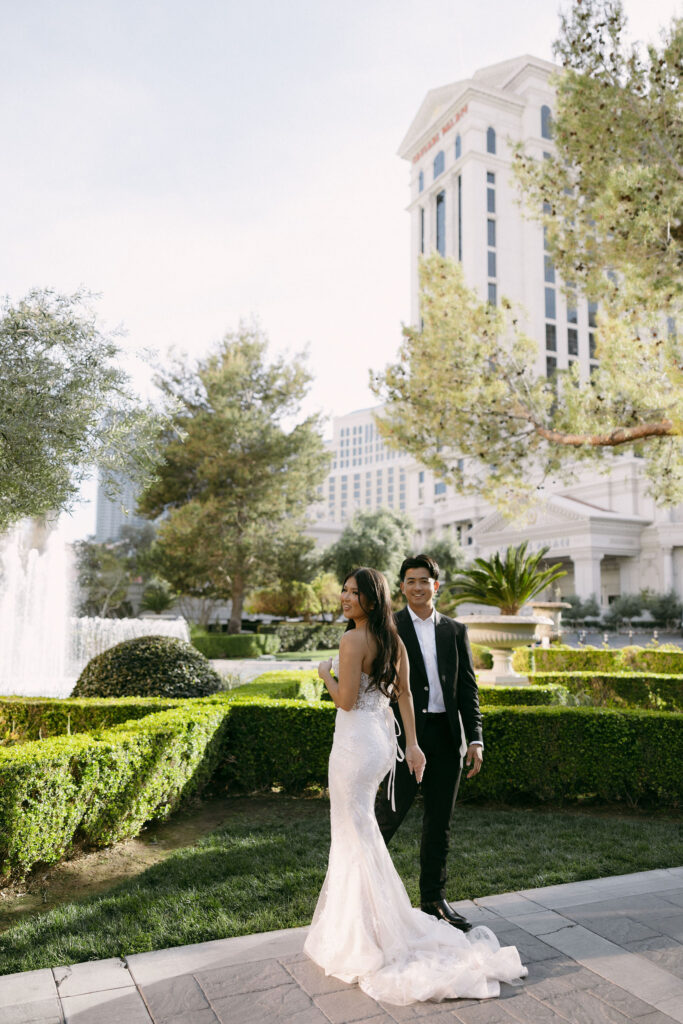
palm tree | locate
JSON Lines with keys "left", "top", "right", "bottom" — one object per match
{"left": 448, "top": 541, "right": 566, "bottom": 615}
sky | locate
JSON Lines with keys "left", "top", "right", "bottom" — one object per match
{"left": 1, "top": 0, "right": 680, "bottom": 537}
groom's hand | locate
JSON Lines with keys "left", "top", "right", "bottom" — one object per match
{"left": 465, "top": 743, "right": 483, "bottom": 779}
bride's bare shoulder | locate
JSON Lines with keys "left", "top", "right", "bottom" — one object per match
{"left": 339, "top": 630, "right": 364, "bottom": 653}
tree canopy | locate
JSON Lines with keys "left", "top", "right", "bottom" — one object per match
{"left": 323, "top": 508, "right": 414, "bottom": 588}
{"left": 373, "top": 1, "right": 683, "bottom": 511}
{"left": 0, "top": 289, "right": 165, "bottom": 532}
{"left": 139, "top": 325, "right": 330, "bottom": 632}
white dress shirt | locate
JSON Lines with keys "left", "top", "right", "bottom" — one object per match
{"left": 407, "top": 605, "right": 483, "bottom": 749}
{"left": 407, "top": 605, "right": 446, "bottom": 713}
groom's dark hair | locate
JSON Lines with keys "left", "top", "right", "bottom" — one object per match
{"left": 399, "top": 554, "right": 440, "bottom": 582}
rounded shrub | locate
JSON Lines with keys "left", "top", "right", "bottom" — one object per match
{"left": 72, "top": 636, "right": 224, "bottom": 699}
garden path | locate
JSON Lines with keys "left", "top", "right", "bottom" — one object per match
{"left": 4, "top": 866, "right": 683, "bottom": 1024}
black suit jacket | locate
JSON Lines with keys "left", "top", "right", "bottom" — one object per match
{"left": 393, "top": 606, "right": 483, "bottom": 750}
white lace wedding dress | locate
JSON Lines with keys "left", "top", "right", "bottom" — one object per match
{"left": 304, "top": 659, "right": 527, "bottom": 1005}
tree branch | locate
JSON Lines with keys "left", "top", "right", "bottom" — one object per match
{"left": 533, "top": 418, "right": 674, "bottom": 447}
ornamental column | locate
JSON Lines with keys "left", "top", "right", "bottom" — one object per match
{"left": 661, "top": 546, "right": 674, "bottom": 593}
{"left": 571, "top": 552, "right": 604, "bottom": 604}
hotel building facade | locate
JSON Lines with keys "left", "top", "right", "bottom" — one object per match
{"left": 311, "top": 55, "right": 683, "bottom": 607}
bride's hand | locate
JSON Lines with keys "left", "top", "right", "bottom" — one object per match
{"left": 406, "top": 744, "right": 426, "bottom": 784}
{"left": 318, "top": 659, "right": 333, "bottom": 681}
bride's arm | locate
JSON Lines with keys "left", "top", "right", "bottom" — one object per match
{"left": 396, "top": 639, "right": 426, "bottom": 782}
{"left": 318, "top": 633, "right": 363, "bottom": 711}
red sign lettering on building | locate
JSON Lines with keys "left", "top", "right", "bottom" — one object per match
{"left": 412, "top": 104, "right": 468, "bottom": 163}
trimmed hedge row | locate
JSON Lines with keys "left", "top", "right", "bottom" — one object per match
{"left": 0, "top": 700, "right": 230, "bottom": 878}
{"left": 191, "top": 633, "right": 281, "bottom": 659}
{"left": 0, "top": 696, "right": 179, "bottom": 745}
{"left": 240, "top": 672, "right": 565, "bottom": 707}
{"left": 266, "top": 622, "right": 346, "bottom": 652}
{"left": 219, "top": 701, "right": 683, "bottom": 807}
{"left": 2, "top": 689, "right": 682, "bottom": 877}
{"left": 513, "top": 644, "right": 683, "bottom": 675}
{"left": 531, "top": 672, "right": 683, "bottom": 711}
{"left": 478, "top": 684, "right": 568, "bottom": 706}
{"left": 227, "top": 671, "right": 322, "bottom": 702}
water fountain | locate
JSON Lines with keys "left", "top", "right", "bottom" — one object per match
{"left": 0, "top": 521, "right": 189, "bottom": 698}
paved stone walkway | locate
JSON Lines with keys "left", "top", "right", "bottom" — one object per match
{"left": 3, "top": 867, "right": 683, "bottom": 1024}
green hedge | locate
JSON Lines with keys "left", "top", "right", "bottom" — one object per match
{"left": 513, "top": 644, "right": 683, "bottom": 675}
{"left": 268, "top": 622, "right": 346, "bottom": 652}
{"left": 471, "top": 644, "right": 494, "bottom": 670}
{"left": 73, "top": 636, "right": 223, "bottom": 698}
{"left": 191, "top": 633, "right": 281, "bottom": 658}
{"left": 227, "top": 670, "right": 322, "bottom": 702}
{"left": 219, "top": 702, "right": 683, "bottom": 807}
{"left": 0, "top": 699, "right": 231, "bottom": 878}
{"left": 0, "top": 696, "right": 180, "bottom": 745}
{"left": 478, "top": 685, "right": 568, "bottom": 706}
{"left": 531, "top": 672, "right": 683, "bottom": 711}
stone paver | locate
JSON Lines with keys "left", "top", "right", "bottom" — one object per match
{"left": 1, "top": 868, "right": 683, "bottom": 1024}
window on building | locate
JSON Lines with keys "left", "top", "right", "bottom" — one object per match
{"left": 455, "top": 134, "right": 461, "bottom": 159}
{"left": 566, "top": 288, "right": 577, "bottom": 323}
{"left": 433, "top": 150, "right": 445, "bottom": 179}
{"left": 488, "top": 282, "right": 497, "bottom": 306}
{"left": 418, "top": 471, "right": 424, "bottom": 483}
{"left": 588, "top": 300, "right": 598, "bottom": 328}
{"left": 545, "top": 323, "right": 557, "bottom": 351}
{"left": 541, "top": 105, "right": 552, "bottom": 140}
{"left": 418, "top": 170, "right": 424, "bottom": 192}
{"left": 487, "top": 250, "right": 496, "bottom": 278}
{"left": 568, "top": 327, "right": 578, "bottom": 355}
{"left": 589, "top": 332, "right": 597, "bottom": 359}
{"left": 487, "top": 187, "right": 495, "bottom": 214}
{"left": 545, "top": 287, "right": 556, "bottom": 320}
{"left": 434, "top": 482, "right": 446, "bottom": 496}
{"left": 486, "top": 126, "right": 496, "bottom": 154}
{"left": 544, "top": 256, "right": 555, "bottom": 283}
{"left": 487, "top": 219, "right": 496, "bottom": 247}
{"left": 487, "top": 171, "right": 495, "bottom": 184}
{"left": 436, "top": 191, "right": 446, "bottom": 256}
{"left": 420, "top": 207, "right": 425, "bottom": 254}
{"left": 546, "top": 355, "right": 557, "bottom": 377}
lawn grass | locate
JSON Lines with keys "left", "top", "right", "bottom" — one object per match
{"left": 0, "top": 797, "right": 680, "bottom": 975}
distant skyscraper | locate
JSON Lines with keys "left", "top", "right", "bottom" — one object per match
{"left": 95, "top": 473, "right": 148, "bottom": 542}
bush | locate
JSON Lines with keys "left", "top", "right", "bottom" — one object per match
{"left": 478, "top": 685, "right": 568, "bottom": 706}
{"left": 0, "top": 696, "right": 179, "bottom": 745}
{"left": 219, "top": 701, "right": 683, "bottom": 807}
{"left": 0, "top": 699, "right": 231, "bottom": 878}
{"left": 227, "top": 670, "right": 322, "bottom": 701}
{"left": 270, "top": 622, "right": 346, "bottom": 652}
{"left": 191, "top": 632, "right": 281, "bottom": 659}
{"left": 620, "top": 645, "right": 683, "bottom": 674}
{"left": 530, "top": 672, "right": 683, "bottom": 711}
{"left": 513, "top": 644, "right": 683, "bottom": 676}
{"left": 72, "top": 636, "right": 223, "bottom": 699}
{"left": 471, "top": 643, "right": 493, "bottom": 670}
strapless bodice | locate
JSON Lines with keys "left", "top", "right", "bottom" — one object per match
{"left": 331, "top": 656, "right": 391, "bottom": 713}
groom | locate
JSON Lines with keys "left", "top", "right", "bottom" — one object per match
{"left": 375, "top": 553, "right": 483, "bottom": 933}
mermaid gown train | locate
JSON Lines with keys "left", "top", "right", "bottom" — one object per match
{"left": 304, "top": 661, "right": 527, "bottom": 1005}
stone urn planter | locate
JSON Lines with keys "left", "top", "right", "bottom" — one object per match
{"left": 531, "top": 601, "right": 571, "bottom": 642}
{"left": 457, "top": 614, "right": 553, "bottom": 685}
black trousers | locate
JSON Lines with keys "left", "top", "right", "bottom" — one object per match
{"left": 375, "top": 712, "right": 463, "bottom": 903}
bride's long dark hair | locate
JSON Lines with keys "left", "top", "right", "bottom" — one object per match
{"left": 343, "top": 567, "right": 400, "bottom": 698}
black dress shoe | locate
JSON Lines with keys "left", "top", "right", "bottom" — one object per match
{"left": 420, "top": 899, "right": 473, "bottom": 932}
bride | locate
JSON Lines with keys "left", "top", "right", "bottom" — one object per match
{"left": 303, "top": 566, "right": 527, "bottom": 1006}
